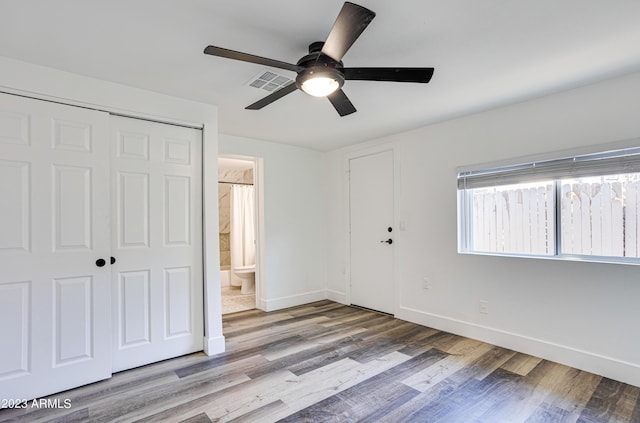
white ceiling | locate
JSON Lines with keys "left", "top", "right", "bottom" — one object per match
{"left": 2, "top": 1, "right": 640, "bottom": 151}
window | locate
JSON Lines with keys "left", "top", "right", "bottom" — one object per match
{"left": 458, "top": 144, "right": 640, "bottom": 262}
{"left": 465, "top": 181, "right": 555, "bottom": 255}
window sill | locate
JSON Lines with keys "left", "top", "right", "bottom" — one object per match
{"left": 458, "top": 250, "right": 640, "bottom": 266}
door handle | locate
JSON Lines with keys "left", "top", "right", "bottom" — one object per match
{"left": 96, "top": 257, "right": 116, "bottom": 267}
{"left": 380, "top": 238, "right": 393, "bottom": 244}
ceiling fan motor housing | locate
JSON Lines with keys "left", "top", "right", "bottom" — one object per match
{"left": 295, "top": 42, "right": 346, "bottom": 92}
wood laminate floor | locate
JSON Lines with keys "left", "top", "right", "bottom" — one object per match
{"left": 2, "top": 300, "right": 639, "bottom": 422}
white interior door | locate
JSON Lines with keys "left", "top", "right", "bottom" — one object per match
{"left": 349, "top": 150, "right": 395, "bottom": 314}
{"left": 111, "top": 116, "right": 203, "bottom": 372}
{"left": 0, "top": 93, "right": 112, "bottom": 400}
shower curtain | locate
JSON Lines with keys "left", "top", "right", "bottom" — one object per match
{"left": 230, "top": 185, "right": 255, "bottom": 285}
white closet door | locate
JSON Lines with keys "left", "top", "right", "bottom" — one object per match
{"left": 111, "top": 116, "right": 203, "bottom": 372}
{"left": 0, "top": 93, "right": 112, "bottom": 400}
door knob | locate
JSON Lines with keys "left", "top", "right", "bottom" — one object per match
{"left": 110, "top": 257, "right": 116, "bottom": 265}
{"left": 96, "top": 258, "right": 106, "bottom": 267}
{"left": 380, "top": 238, "right": 393, "bottom": 244}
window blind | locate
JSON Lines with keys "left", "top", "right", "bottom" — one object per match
{"left": 457, "top": 146, "right": 640, "bottom": 189}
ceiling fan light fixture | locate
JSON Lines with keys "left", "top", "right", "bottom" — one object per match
{"left": 301, "top": 77, "right": 340, "bottom": 97}
{"left": 296, "top": 67, "right": 345, "bottom": 98}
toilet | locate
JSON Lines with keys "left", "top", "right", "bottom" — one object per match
{"left": 233, "top": 265, "right": 255, "bottom": 294}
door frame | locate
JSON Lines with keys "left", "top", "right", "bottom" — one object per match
{"left": 218, "top": 154, "right": 265, "bottom": 311}
{"left": 0, "top": 58, "right": 225, "bottom": 358}
{"left": 344, "top": 143, "right": 400, "bottom": 315}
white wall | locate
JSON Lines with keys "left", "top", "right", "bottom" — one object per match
{"left": 326, "top": 70, "right": 640, "bottom": 387}
{"left": 219, "top": 134, "right": 328, "bottom": 311}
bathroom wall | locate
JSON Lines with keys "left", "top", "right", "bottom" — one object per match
{"left": 218, "top": 166, "right": 253, "bottom": 270}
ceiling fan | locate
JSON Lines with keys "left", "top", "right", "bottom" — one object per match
{"left": 204, "top": 2, "right": 434, "bottom": 117}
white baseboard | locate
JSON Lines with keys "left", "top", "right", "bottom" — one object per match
{"left": 396, "top": 305, "right": 640, "bottom": 388}
{"left": 203, "top": 335, "right": 225, "bottom": 356}
{"left": 263, "top": 290, "right": 327, "bottom": 312}
{"left": 326, "top": 289, "right": 346, "bottom": 304}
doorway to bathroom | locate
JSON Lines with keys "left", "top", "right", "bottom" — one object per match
{"left": 218, "top": 156, "right": 259, "bottom": 314}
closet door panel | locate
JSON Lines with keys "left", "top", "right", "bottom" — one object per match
{"left": 0, "top": 93, "right": 111, "bottom": 401}
{"left": 111, "top": 116, "right": 203, "bottom": 372}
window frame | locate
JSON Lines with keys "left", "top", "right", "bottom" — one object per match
{"left": 457, "top": 139, "right": 640, "bottom": 265}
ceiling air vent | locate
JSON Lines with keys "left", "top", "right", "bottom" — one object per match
{"left": 247, "top": 70, "right": 294, "bottom": 92}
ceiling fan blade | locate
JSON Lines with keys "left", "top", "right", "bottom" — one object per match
{"left": 204, "top": 45, "right": 303, "bottom": 73}
{"left": 327, "top": 89, "right": 357, "bottom": 116}
{"left": 344, "top": 67, "right": 435, "bottom": 83}
{"left": 321, "top": 2, "right": 376, "bottom": 62}
{"left": 245, "top": 83, "right": 298, "bottom": 110}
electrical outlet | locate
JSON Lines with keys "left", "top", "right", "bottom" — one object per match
{"left": 422, "top": 277, "right": 431, "bottom": 290}
{"left": 479, "top": 300, "right": 489, "bottom": 315}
